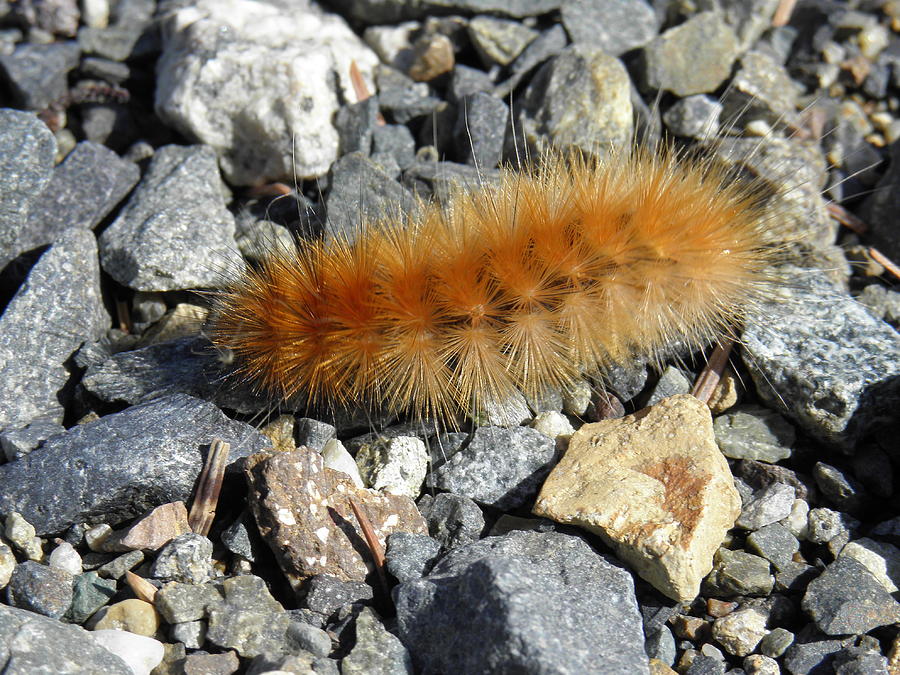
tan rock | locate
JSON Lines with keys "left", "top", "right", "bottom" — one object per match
{"left": 533, "top": 394, "right": 740, "bottom": 602}
{"left": 91, "top": 598, "right": 160, "bottom": 637}
{"left": 245, "top": 446, "right": 427, "bottom": 588}
{"left": 118, "top": 502, "right": 191, "bottom": 551}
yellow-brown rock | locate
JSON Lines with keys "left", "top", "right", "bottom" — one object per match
{"left": 533, "top": 394, "right": 740, "bottom": 602}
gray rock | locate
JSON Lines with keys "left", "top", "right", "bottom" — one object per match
{"left": 154, "top": 581, "right": 223, "bottom": 624}
{"left": 0, "top": 394, "right": 270, "bottom": 535}
{"left": 205, "top": 575, "right": 292, "bottom": 658}
{"left": 736, "top": 482, "right": 796, "bottom": 530}
{"left": 782, "top": 630, "right": 842, "bottom": 675}
{"left": 516, "top": 44, "right": 633, "bottom": 158}
{"left": 221, "top": 512, "right": 264, "bottom": 563}
{"left": 342, "top": 607, "right": 412, "bottom": 674}
{"left": 758, "top": 626, "right": 794, "bottom": 658}
{"left": 685, "top": 653, "right": 726, "bottom": 674}
{"left": 77, "top": 0, "right": 155, "bottom": 61}
{"left": 641, "top": 12, "right": 740, "bottom": 96}
{"left": 295, "top": 418, "right": 337, "bottom": 453}
{"left": 377, "top": 67, "right": 444, "bottom": 124}
{"left": 150, "top": 533, "right": 214, "bottom": 584}
{"left": 561, "top": 0, "right": 657, "bottom": 56}
{"left": 449, "top": 64, "right": 493, "bottom": 103}
{"left": 704, "top": 548, "right": 774, "bottom": 597}
{"left": 663, "top": 95, "right": 722, "bottom": 140}
{"left": 246, "top": 651, "right": 339, "bottom": 675}
{"left": 426, "top": 426, "right": 557, "bottom": 509}
{"left": 0, "top": 108, "right": 56, "bottom": 268}
{"left": 66, "top": 571, "right": 117, "bottom": 624}
{"left": 81, "top": 336, "right": 271, "bottom": 415}
{"left": 0, "top": 229, "right": 108, "bottom": 433}
{"left": 326, "top": 151, "right": 419, "bottom": 242}
{"left": 644, "top": 625, "right": 676, "bottom": 666}
{"left": 454, "top": 92, "right": 508, "bottom": 168}
{"left": 714, "top": 406, "right": 795, "bottom": 463}
{"left": 170, "top": 620, "right": 206, "bottom": 650}
{"left": 720, "top": 50, "right": 800, "bottom": 128}
{"left": 495, "top": 24, "right": 568, "bottom": 98}
{"left": 645, "top": 366, "right": 691, "bottom": 407}
{"left": 286, "top": 621, "right": 332, "bottom": 658}
{"left": 742, "top": 267, "right": 900, "bottom": 449}
{"left": 0, "top": 603, "right": 132, "bottom": 673}
{"left": 329, "top": 0, "right": 559, "bottom": 22}
{"left": 468, "top": 15, "right": 537, "bottom": 66}
{"left": 394, "top": 530, "right": 649, "bottom": 674}
{"left": 335, "top": 98, "right": 378, "bottom": 156}
{"left": 0, "top": 417, "right": 66, "bottom": 460}
{"left": 98, "top": 144, "right": 243, "bottom": 292}
{"left": 385, "top": 532, "right": 442, "bottom": 582}
{"left": 813, "top": 462, "right": 867, "bottom": 514}
{"left": 402, "top": 160, "right": 501, "bottom": 203}
{"left": 801, "top": 556, "right": 900, "bottom": 635}
{"left": 746, "top": 523, "right": 800, "bottom": 572}
{"left": 857, "top": 284, "right": 900, "bottom": 325}
{"left": 833, "top": 646, "right": 890, "bottom": 674}
{"left": 97, "top": 550, "right": 143, "bottom": 580}
{"left": 416, "top": 492, "right": 485, "bottom": 549}
{"left": 806, "top": 507, "right": 856, "bottom": 546}
{"left": 155, "top": 1, "right": 378, "bottom": 184}
{"left": 21, "top": 141, "right": 139, "bottom": 253}
{"left": 6, "top": 561, "right": 73, "bottom": 619}
{"left": 0, "top": 41, "right": 80, "bottom": 110}
{"left": 372, "top": 124, "right": 416, "bottom": 170}
{"left": 301, "top": 575, "right": 374, "bottom": 620}
{"left": 80, "top": 57, "right": 131, "bottom": 84}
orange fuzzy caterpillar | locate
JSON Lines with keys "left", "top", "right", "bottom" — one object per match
{"left": 211, "top": 147, "right": 777, "bottom": 422}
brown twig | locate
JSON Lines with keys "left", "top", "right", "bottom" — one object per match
{"left": 124, "top": 570, "right": 157, "bottom": 603}
{"left": 348, "top": 497, "right": 389, "bottom": 594}
{"left": 772, "top": 0, "right": 797, "bottom": 27}
{"left": 116, "top": 298, "right": 132, "bottom": 334}
{"left": 188, "top": 439, "right": 230, "bottom": 536}
{"left": 827, "top": 203, "right": 868, "bottom": 234}
{"left": 349, "top": 59, "right": 386, "bottom": 125}
{"left": 870, "top": 247, "right": 900, "bottom": 281}
{"left": 691, "top": 339, "right": 734, "bottom": 405}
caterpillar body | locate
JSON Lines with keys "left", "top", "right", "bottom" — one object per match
{"left": 210, "top": 145, "right": 780, "bottom": 425}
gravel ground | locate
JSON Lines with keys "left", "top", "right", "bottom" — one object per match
{"left": 1, "top": 0, "right": 900, "bottom": 673}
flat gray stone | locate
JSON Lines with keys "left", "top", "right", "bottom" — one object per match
{"left": 394, "top": 530, "right": 649, "bottom": 674}
{"left": 425, "top": 426, "right": 557, "bottom": 509}
{"left": 561, "top": 0, "right": 657, "bottom": 56}
{"left": 0, "top": 229, "right": 108, "bottom": 433}
{"left": 0, "top": 604, "right": 131, "bottom": 674}
{"left": 0, "top": 108, "right": 56, "bottom": 268}
{"left": 0, "top": 394, "right": 270, "bottom": 535}
{"left": 742, "top": 267, "right": 900, "bottom": 449}
{"left": 98, "top": 144, "right": 243, "bottom": 291}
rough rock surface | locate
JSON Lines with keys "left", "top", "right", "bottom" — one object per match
{"left": 0, "top": 229, "right": 108, "bottom": 433}
{"left": 0, "top": 604, "right": 132, "bottom": 673}
{"left": 155, "top": 0, "right": 378, "bottom": 184}
{"left": 534, "top": 395, "right": 741, "bottom": 601}
{"left": 0, "top": 394, "right": 270, "bottom": 535}
{"left": 245, "top": 446, "right": 427, "bottom": 587}
{"left": 394, "top": 530, "right": 649, "bottom": 674}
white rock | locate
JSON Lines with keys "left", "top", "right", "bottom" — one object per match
{"left": 155, "top": 0, "right": 378, "bottom": 184}
{"left": 321, "top": 439, "right": 365, "bottom": 488}
{"left": 91, "top": 629, "right": 164, "bottom": 675}
{"left": 743, "top": 653, "right": 780, "bottom": 675}
{"left": 355, "top": 436, "right": 428, "bottom": 499}
{"left": 530, "top": 411, "right": 574, "bottom": 440}
{"left": 48, "top": 541, "right": 83, "bottom": 575}
{"left": 782, "top": 499, "right": 809, "bottom": 540}
{"left": 840, "top": 537, "right": 900, "bottom": 593}
{"left": 534, "top": 395, "right": 741, "bottom": 602}
{"left": 81, "top": 0, "right": 110, "bottom": 28}
{"left": 712, "top": 608, "right": 768, "bottom": 657}
{"left": 736, "top": 482, "right": 795, "bottom": 530}
{"left": 363, "top": 22, "right": 419, "bottom": 70}
{"left": 0, "top": 540, "right": 15, "bottom": 588}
